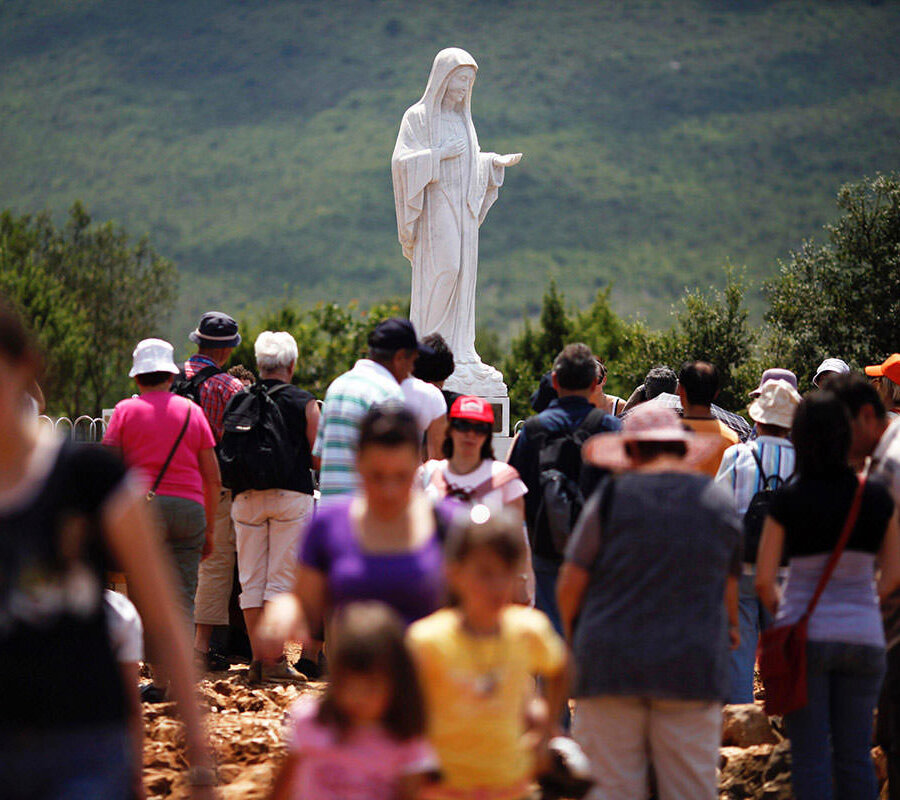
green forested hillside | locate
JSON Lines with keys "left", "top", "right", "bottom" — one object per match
{"left": 2, "top": 0, "right": 899, "bottom": 338}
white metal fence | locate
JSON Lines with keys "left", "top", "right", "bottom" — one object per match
{"left": 38, "top": 415, "right": 108, "bottom": 442}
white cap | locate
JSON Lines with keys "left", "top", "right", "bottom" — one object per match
{"left": 129, "top": 338, "right": 180, "bottom": 378}
{"left": 813, "top": 358, "right": 850, "bottom": 386}
{"left": 748, "top": 379, "right": 802, "bottom": 429}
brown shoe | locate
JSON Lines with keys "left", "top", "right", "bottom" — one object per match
{"left": 256, "top": 657, "right": 306, "bottom": 684}
{"left": 247, "top": 660, "right": 263, "bottom": 684}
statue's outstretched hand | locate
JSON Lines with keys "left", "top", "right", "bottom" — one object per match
{"left": 493, "top": 152, "right": 522, "bottom": 168}
{"left": 440, "top": 138, "right": 466, "bottom": 160}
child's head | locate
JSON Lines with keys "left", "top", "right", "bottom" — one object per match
{"left": 445, "top": 505, "right": 525, "bottom": 623}
{"left": 319, "top": 602, "right": 426, "bottom": 739}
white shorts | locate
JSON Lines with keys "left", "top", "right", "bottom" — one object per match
{"left": 232, "top": 489, "right": 314, "bottom": 609}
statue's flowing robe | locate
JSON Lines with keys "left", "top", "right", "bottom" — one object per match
{"left": 391, "top": 48, "right": 506, "bottom": 363}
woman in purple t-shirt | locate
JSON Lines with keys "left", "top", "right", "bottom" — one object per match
{"left": 259, "top": 405, "right": 449, "bottom": 659}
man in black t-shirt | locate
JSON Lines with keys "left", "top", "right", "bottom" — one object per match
{"left": 231, "top": 331, "right": 320, "bottom": 683}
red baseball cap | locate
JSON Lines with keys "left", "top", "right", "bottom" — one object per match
{"left": 450, "top": 395, "right": 495, "bottom": 425}
{"left": 865, "top": 354, "right": 900, "bottom": 386}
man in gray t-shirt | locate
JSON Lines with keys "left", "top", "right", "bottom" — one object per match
{"left": 557, "top": 405, "right": 741, "bottom": 800}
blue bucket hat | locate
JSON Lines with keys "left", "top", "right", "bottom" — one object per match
{"left": 189, "top": 311, "right": 241, "bottom": 348}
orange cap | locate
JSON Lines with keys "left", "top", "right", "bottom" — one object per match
{"left": 865, "top": 354, "right": 900, "bottom": 385}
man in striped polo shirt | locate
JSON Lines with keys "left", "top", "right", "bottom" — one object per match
{"left": 314, "top": 318, "right": 432, "bottom": 505}
{"left": 715, "top": 377, "right": 800, "bottom": 704}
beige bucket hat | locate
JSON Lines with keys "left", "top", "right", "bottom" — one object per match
{"left": 747, "top": 379, "right": 801, "bottom": 429}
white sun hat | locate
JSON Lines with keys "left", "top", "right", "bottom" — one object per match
{"left": 813, "top": 358, "right": 850, "bottom": 387}
{"left": 748, "top": 379, "right": 801, "bottom": 429}
{"left": 128, "top": 338, "right": 180, "bottom": 377}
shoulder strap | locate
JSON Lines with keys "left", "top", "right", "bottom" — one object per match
{"left": 577, "top": 407, "right": 609, "bottom": 434}
{"left": 527, "top": 406, "right": 608, "bottom": 454}
{"left": 429, "top": 465, "right": 449, "bottom": 494}
{"left": 189, "top": 364, "right": 221, "bottom": 388}
{"left": 748, "top": 444, "right": 769, "bottom": 489}
{"left": 262, "top": 382, "right": 292, "bottom": 398}
{"left": 468, "top": 463, "right": 520, "bottom": 500}
{"left": 802, "top": 475, "right": 867, "bottom": 620}
{"left": 148, "top": 406, "right": 192, "bottom": 499}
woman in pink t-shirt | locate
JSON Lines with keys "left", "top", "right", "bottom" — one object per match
{"left": 103, "top": 339, "right": 221, "bottom": 632}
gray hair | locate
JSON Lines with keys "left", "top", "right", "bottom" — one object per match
{"left": 255, "top": 331, "right": 298, "bottom": 372}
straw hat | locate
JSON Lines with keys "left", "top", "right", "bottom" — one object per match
{"left": 582, "top": 404, "right": 724, "bottom": 472}
{"left": 748, "top": 379, "right": 801, "bottom": 429}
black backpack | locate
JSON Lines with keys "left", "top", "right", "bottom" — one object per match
{"left": 171, "top": 364, "right": 221, "bottom": 406}
{"left": 743, "top": 445, "right": 792, "bottom": 565}
{"left": 218, "top": 383, "right": 294, "bottom": 493}
{"left": 524, "top": 408, "right": 609, "bottom": 556}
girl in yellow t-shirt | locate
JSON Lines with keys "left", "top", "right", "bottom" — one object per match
{"left": 407, "top": 506, "right": 569, "bottom": 800}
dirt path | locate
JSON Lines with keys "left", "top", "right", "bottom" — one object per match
{"left": 142, "top": 667, "right": 884, "bottom": 799}
{"left": 143, "top": 665, "right": 318, "bottom": 799}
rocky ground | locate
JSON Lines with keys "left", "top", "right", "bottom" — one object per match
{"left": 142, "top": 666, "right": 888, "bottom": 799}
{"left": 143, "top": 664, "right": 316, "bottom": 799}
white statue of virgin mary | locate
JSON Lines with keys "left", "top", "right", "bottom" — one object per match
{"left": 391, "top": 48, "right": 521, "bottom": 396}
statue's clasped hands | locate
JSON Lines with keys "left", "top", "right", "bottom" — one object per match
{"left": 440, "top": 137, "right": 467, "bottom": 160}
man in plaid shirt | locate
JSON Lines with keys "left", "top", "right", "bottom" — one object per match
{"left": 185, "top": 312, "right": 246, "bottom": 670}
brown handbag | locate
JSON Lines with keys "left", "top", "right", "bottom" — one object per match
{"left": 757, "top": 474, "right": 866, "bottom": 716}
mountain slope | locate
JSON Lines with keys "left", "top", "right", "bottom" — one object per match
{"left": 2, "top": 0, "right": 899, "bottom": 336}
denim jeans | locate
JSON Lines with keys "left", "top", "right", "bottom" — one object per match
{"left": 532, "top": 554, "right": 563, "bottom": 637}
{"left": 785, "top": 640, "right": 885, "bottom": 800}
{"left": 533, "top": 554, "right": 570, "bottom": 730}
{"left": 728, "top": 572, "right": 772, "bottom": 704}
{"left": 877, "top": 645, "right": 900, "bottom": 800}
{"left": 0, "top": 723, "right": 131, "bottom": 799}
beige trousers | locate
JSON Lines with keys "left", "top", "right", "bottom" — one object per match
{"left": 232, "top": 489, "right": 313, "bottom": 609}
{"left": 572, "top": 695, "right": 721, "bottom": 800}
{"left": 192, "top": 490, "right": 235, "bottom": 626}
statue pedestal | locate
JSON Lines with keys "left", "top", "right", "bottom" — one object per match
{"left": 492, "top": 433, "right": 515, "bottom": 461}
{"left": 444, "top": 360, "right": 510, "bottom": 437}
{"left": 483, "top": 396, "right": 511, "bottom": 438}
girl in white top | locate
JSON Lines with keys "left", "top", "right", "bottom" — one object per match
{"left": 419, "top": 396, "right": 526, "bottom": 512}
{"left": 418, "top": 396, "right": 533, "bottom": 601}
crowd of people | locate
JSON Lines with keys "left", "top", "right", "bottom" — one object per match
{"left": 4, "top": 296, "right": 900, "bottom": 800}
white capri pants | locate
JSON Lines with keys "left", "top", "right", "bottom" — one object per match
{"left": 232, "top": 488, "right": 314, "bottom": 609}
{"left": 573, "top": 695, "right": 721, "bottom": 800}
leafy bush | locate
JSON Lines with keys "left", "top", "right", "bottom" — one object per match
{"left": 0, "top": 203, "right": 176, "bottom": 416}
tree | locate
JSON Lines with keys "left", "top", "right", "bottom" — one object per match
{"left": 0, "top": 203, "right": 177, "bottom": 416}
{"left": 228, "top": 298, "right": 407, "bottom": 399}
{"left": 501, "top": 281, "right": 573, "bottom": 420}
{"left": 500, "top": 273, "right": 757, "bottom": 423}
{"left": 766, "top": 173, "right": 900, "bottom": 384}
{"left": 615, "top": 270, "right": 757, "bottom": 411}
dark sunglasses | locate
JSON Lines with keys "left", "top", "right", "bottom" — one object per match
{"left": 450, "top": 419, "right": 492, "bottom": 435}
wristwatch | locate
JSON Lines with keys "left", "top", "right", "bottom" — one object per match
{"left": 187, "top": 765, "right": 218, "bottom": 786}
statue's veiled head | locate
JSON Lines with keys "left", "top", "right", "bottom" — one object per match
{"left": 422, "top": 48, "right": 478, "bottom": 112}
